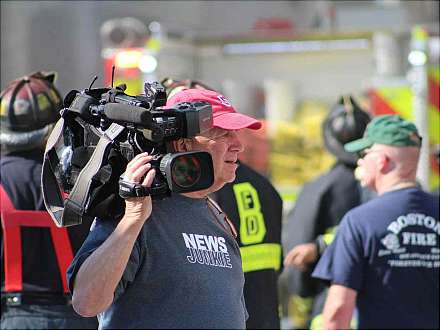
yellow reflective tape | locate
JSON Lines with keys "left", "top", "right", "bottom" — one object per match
{"left": 240, "top": 243, "right": 281, "bottom": 272}
{"left": 430, "top": 170, "right": 440, "bottom": 191}
{"left": 233, "top": 182, "right": 267, "bottom": 245}
{"left": 375, "top": 85, "right": 439, "bottom": 144}
{"left": 429, "top": 67, "right": 440, "bottom": 85}
{"left": 428, "top": 105, "right": 440, "bottom": 145}
{"left": 322, "top": 226, "right": 337, "bottom": 245}
{"left": 0, "top": 99, "right": 7, "bottom": 116}
{"left": 280, "top": 191, "right": 298, "bottom": 203}
{"left": 113, "top": 78, "right": 142, "bottom": 96}
{"left": 310, "top": 313, "right": 357, "bottom": 330}
{"left": 310, "top": 313, "right": 323, "bottom": 330}
{"left": 289, "top": 295, "right": 313, "bottom": 329}
{"left": 376, "top": 86, "right": 414, "bottom": 120}
{"left": 37, "top": 93, "right": 50, "bottom": 112}
{"left": 412, "top": 25, "right": 428, "bottom": 42}
{"left": 49, "top": 89, "right": 61, "bottom": 104}
{"left": 146, "top": 38, "right": 161, "bottom": 52}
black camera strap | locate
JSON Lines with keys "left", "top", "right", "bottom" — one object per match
{"left": 43, "top": 120, "right": 125, "bottom": 226}
{"left": 42, "top": 118, "right": 68, "bottom": 225}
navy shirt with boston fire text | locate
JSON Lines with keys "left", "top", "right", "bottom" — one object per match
{"left": 312, "top": 187, "right": 439, "bottom": 329}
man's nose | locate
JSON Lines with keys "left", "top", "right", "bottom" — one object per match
{"left": 229, "top": 131, "right": 244, "bottom": 153}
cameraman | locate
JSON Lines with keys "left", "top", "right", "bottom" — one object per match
{"left": 67, "top": 88, "right": 262, "bottom": 329}
{"left": 163, "top": 78, "right": 283, "bottom": 330}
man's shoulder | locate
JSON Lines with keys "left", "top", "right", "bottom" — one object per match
{"left": 345, "top": 194, "right": 379, "bottom": 212}
{"left": 1, "top": 154, "right": 42, "bottom": 205}
{"left": 342, "top": 189, "right": 420, "bottom": 228}
{"left": 1, "top": 153, "right": 41, "bottom": 176}
{"left": 341, "top": 196, "right": 387, "bottom": 228}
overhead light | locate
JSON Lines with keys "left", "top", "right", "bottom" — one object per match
{"left": 138, "top": 54, "right": 158, "bottom": 73}
{"left": 223, "top": 39, "right": 370, "bottom": 55}
{"left": 408, "top": 50, "right": 427, "bottom": 66}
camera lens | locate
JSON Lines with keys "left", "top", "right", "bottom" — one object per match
{"left": 171, "top": 155, "right": 202, "bottom": 188}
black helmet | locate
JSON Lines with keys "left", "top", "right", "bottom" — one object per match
{"left": 323, "top": 95, "right": 371, "bottom": 165}
{"left": 1, "top": 71, "right": 62, "bottom": 153}
{"left": 161, "top": 77, "right": 216, "bottom": 97}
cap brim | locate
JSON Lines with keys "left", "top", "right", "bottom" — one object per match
{"left": 344, "top": 138, "right": 373, "bottom": 152}
{"left": 214, "top": 112, "right": 262, "bottom": 130}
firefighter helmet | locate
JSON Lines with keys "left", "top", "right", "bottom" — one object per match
{"left": 323, "top": 95, "right": 371, "bottom": 165}
{"left": 0, "top": 71, "right": 62, "bottom": 153}
{"left": 161, "top": 77, "right": 216, "bottom": 97}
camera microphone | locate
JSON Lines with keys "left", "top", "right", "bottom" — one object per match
{"left": 103, "top": 103, "right": 152, "bottom": 126}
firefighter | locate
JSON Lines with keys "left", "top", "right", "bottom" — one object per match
{"left": 283, "top": 96, "right": 372, "bottom": 329}
{"left": 0, "top": 72, "right": 98, "bottom": 329}
{"left": 162, "top": 78, "right": 284, "bottom": 329}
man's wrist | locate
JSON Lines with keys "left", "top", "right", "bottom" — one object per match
{"left": 314, "top": 235, "right": 328, "bottom": 257}
{"left": 117, "top": 213, "right": 148, "bottom": 238}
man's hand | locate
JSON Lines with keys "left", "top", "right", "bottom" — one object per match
{"left": 123, "top": 152, "right": 156, "bottom": 223}
{"left": 283, "top": 243, "right": 318, "bottom": 271}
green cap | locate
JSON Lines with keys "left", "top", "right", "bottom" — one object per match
{"left": 344, "top": 115, "right": 421, "bottom": 152}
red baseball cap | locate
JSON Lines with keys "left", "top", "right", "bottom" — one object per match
{"left": 166, "top": 89, "right": 262, "bottom": 130}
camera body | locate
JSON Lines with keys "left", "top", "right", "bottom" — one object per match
{"left": 42, "top": 81, "right": 214, "bottom": 227}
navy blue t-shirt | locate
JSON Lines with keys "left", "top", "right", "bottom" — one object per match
{"left": 312, "top": 187, "right": 439, "bottom": 329}
{"left": 67, "top": 193, "right": 247, "bottom": 329}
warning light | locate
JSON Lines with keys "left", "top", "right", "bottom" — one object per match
{"left": 114, "top": 49, "right": 142, "bottom": 68}
{"left": 139, "top": 54, "right": 158, "bottom": 73}
{"left": 408, "top": 50, "right": 427, "bottom": 66}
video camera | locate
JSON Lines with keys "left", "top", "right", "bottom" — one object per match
{"left": 42, "top": 79, "right": 214, "bottom": 227}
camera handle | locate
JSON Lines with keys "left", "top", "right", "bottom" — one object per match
{"left": 119, "top": 178, "right": 151, "bottom": 198}
{"left": 118, "top": 176, "right": 168, "bottom": 199}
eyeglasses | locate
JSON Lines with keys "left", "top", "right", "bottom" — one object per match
{"left": 357, "top": 150, "right": 367, "bottom": 158}
{"left": 358, "top": 148, "right": 387, "bottom": 159}
{"left": 199, "top": 129, "right": 239, "bottom": 142}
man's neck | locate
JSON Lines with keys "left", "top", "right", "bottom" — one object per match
{"left": 181, "top": 191, "right": 209, "bottom": 199}
{"left": 181, "top": 182, "right": 225, "bottom": 199}
{"left": 376, "top": 178, "right": 417, "bottom": 195}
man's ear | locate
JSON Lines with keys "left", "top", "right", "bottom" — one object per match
{"left": 172, "top": 139, "right": 191, "bottom": 152}
{"left": 377, "top": 154, "right": 393, "bottom": 173}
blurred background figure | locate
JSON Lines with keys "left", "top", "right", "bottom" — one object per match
{"left": 282, "top": 95, "right": 371, "bottom": 329}
{"left": 213, "top": 162, "right": 283, "bottom": 330}
{"left": 163, "top": 78, "right": 284, "bottom": 329}
{"left": 0, "top": 72, "right": 98, "bottom": 329}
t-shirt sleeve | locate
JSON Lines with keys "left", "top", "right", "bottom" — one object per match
{"left": 67, "top": 217, "right": 143, "bottom": 301}
{"left": 311, "top": 213, "right": 365, "bottom": 291}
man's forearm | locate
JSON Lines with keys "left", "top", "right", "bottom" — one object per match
{"left": 322, "top": 284, "right": 356, "bottom": 330}
{"left": 323, "top": 305, "right": 353, "bottom": 330}
{"left": 72, "top": 217, "right": 145, "bottom": 317}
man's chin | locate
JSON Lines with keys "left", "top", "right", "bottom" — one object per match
{"left": 212, "top": 175, "right": 236, "bottom": 191}
{"left": 224, "top": 173, "right": 237, "bottom": 184}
